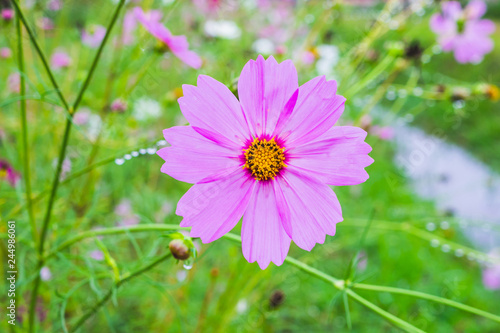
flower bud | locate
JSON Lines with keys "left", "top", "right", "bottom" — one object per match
{"left": 169, "top": 239, "right": 190, "bottom": 260}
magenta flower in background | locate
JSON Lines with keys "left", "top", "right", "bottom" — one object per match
{"left": 89, "top": 250, "right": 105, "bottom": 261}
{"left": 38, "top": 17, "right": 54, "bottom": 30}
{"left": 371, "top": 125, "right": 394, "bottom": 141}
{"left": 82, "top": 25, "right": 106, "bottom": 48}
{"left": 483, "top": 249, "right": 500, "bottom": 290}
{"left": 115, "top": 199, "right": 139, "bottom": 226}
{"left": 0, "top": 159, "right": 21, "bottom": 187}
{"left": 1, "top": 8, "right": 14, "bottom": 21}
{"left": 430, "top": 0, "right": 495, "bottom": 64}
{"left": 0, "top": 47, "right": 12, "bottom": 59}
{"left": 51, "top": 50, "right": 72, "bottom": 69}
{"left": 110, "top": 98, "right": 127, "bottom": 112}
{"left": 158, "top": 55, "right": 373, "bottom": 269}
{"left": 7, "top": 73, "right": 21, "bottom": 94}
{"left": 47, "top": 0, "right": 62, "bottom": 11}
{"left": 133, "top": 7, "right": 202, "bottom": 69}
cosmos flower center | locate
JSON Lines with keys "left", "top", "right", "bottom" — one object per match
{"left": 243, "top": 138, "right": 286, "bottom": 181}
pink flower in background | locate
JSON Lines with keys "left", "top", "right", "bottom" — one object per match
{"left": 0, "top": 47, "right": 12, "bottom": 59}
{"left": 0, "top": 159, "right": 21, "bottom": 187}
{"left": 430, "top": 0, "right": 495, "bottom": 64}
{"left": 158, "top": 56, "right": 373, "bottom": 269}
{"left": 115, "top": 199, "right": 140, "bottom": 226}
{"left": 89, "top": 250, "right": 105, "bottom": 261}
{"left": 1, "top": 8, "right": 14, "bottom": 20}
{"left": 110, "top": 98, "right": 127, "bottom": 112}
{"left": 134, "top": 7, "right": 202, "bottom": 69}
{"left": 51, "top": 50, "right": 72, "bottom": 69}
{"left": 371, "top": 125, "right": 394, "bottom": 141}
{"left": 483, "top": 249, "right": 500, "bottom": 290}
{"left": 73, "top": 109, "right": 91, "bottom": 126}
{"left": 82, "top": 25, "right": 106, "bottom": 48}
{"left": 40, "top": 267, "right": 52, "bottom": 281}
{"left": 39, "top": 17, "right": 54, "bottom": 30}
{"left": 47, "top": 0, "right": 62, "bottom": 11}
{"left": 7, "top": 73, "right": 21, "bottom": 94}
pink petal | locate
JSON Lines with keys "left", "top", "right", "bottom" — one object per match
{"left": 466, "top": 0, "right": 487, "bottom": 20}
{"left": 242, "top": 181, "right": 291, "bottom": 269}
{"left": 287, "top": 126, "right": 373, "bottom": 186}
{"left": 176, "top": 170, "right": 255, "bottom": 243}
{"left": 179, "top": 75, "right": 250, "bottom": 146}
{"left": 429, "top": 14, "right": 456, "bottom": 35}
{"left": 158, "top": 126, "right": 241, "bottom": 184}
{"left": 167, "top": 34, "right": 202, "bottom": 69}
{"left": 466, "top": 19, "right": 496, "bottom": 35}
{"left": 279, "top": 76, "right": 346, "bottom": 147}
{"left": 238, "top": 55, "right": 298, "bottom": 138}
{"left": 442, "top": 1, "right": 462, "bottom": 20}
{"left": 122, "top": 10, "right": 137, "bottom": 45}
{"left": 276, "top": 170, "right": 343, "bottom": 251}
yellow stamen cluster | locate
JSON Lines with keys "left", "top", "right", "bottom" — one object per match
{"left": 243, "top": 138, "right": 286, "bottom": 181}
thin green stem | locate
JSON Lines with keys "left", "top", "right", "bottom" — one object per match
{"left": 27, "top": 1, "right": 127, "bottom": 331}
{"left": 43, "top": 224, "right": 500, "bottom": 327}
{"left": 72, "top": 0, "right": 126, "bottom": 112}
{"left": 345, "top": 289, "right": 425, "bottom": 333}
{"left": 352, "top": 283, "right": 500, "bottom": 323}
{"left": 10, "top": 0, "right": 70, "bottom": 111}
{"left": 69, "top": 253, "right": 172, "bottom": 332}
{"left": 6, "top": 138, "right": 160, "bottom": 220}
{"left": 15, "top": 6, "right": 36, "bottom": 247}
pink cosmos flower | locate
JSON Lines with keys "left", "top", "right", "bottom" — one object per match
{"left": 158, "top": 56, "right": 373, "bottom": 269}
{"left": 82, "top": 25, "right": 107, "bottom": 48}
{"left": 133, "top": 7, "right": 202, "bottom": 69}
{"left": 430, "top": 0, "right": 495, "bottom": 64}
{"left": 0, "top": 159, "right": 21, "bottom": 187}
{"left": 0, "top": 47, "right": 12, "bottom": 59}
{"left": 50, "top": 50, "right": 72, "bottom": 69}
{"left": 1, "top": 8, "right": 14, "bottom": 21}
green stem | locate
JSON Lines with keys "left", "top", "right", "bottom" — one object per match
{"left": 27, "top": 1, "right": 127, "bottom": 331}
{"left": 69, "top": 253, "right": 172, "bottom": 332}
{"left": 352, "top": 283, "right": 500, "bottom": 323}
{"left": 43, "top": 224, "right": 500, "bottom": 326}
{"left": 15, "top": 6, "right": 36, "bottom": 247}
{"left": 343, "top": 55, "right": 395, "bottom": 99}
{"left": 72, "top": 0, "right": 126, "bottom": 112}
{"left": 10, "top": 0, "right": 70, "bottom": 111}
{"left": 345, "top": 289, "right": 425, "bottom": 333}
{"left": 5, "top": 138, "right": 160, "bottom": 221}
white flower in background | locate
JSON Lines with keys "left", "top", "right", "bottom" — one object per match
{"left": 252, "top": 38, "right": 275, "bottom": 55}
{"left": 204, "top": 20, "right": 241, "bottom": 39}
{"left": 87, "top": 114, "right": 102, "bottom": 141}
{"left": 316, "top": 44, "right": 340, "bottom": 79}
{"left": 133, "top": 97, "right": 162, "bottom": 121}
{"left": 40, "top": 266, "right": 52, "bottom": 281}
{"left": 236, "top": 299, "right": 248, "bottom": 314}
